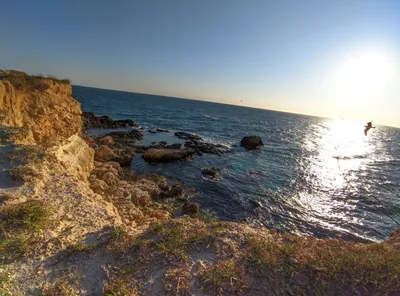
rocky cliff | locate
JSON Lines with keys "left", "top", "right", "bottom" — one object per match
{"left": 0, "top": 70, "right": 82, "bottom": 146}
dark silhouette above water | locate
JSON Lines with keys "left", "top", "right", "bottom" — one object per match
{"left": 364, "top": 121, "right": 375, "bottom": 136}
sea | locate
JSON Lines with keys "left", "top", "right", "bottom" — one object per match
{"left": 73, "top": 85, "right": 400, "bottom": 242}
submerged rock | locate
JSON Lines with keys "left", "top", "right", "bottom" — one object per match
{"left": 148, "top": 128, "right": 170, "bottom": 134}
{"left": 142, "top": 148, "right": 194, "bottom": 162}
{"left": 105, "top": 130, "right": 144, "bottom": 142}
{"left": 83, "top": 112, "right": 139, "bottom": 129}
{"left": 201, "top": 167, "right": 220, "bottom": 177}
{"left": 174, "top": 132, "right": 203, "bottom": 143}
{"left": 240, "top": 136, "right": 264, "bottom": 150}
{"left": 248, "top": 170, "right": 264, "bottom": 175}
{"left": 175, "top": 131, "right": 229, "bottom": 155}
{"left": 250, "top": 199, "right": 263, "bottom": 208}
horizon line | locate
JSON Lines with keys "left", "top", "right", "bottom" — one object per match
{"left": 72, "top": 83, "right": 399, "bottom": 129}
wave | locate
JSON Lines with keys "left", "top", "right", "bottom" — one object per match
{"left": 202, "top": 114, "right": 220, "bottom": 120}
{"left": 333, "top": 155, "right": 367, "bottom": 160}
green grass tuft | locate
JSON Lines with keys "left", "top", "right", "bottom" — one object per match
{"left": 9, "top": 165, "right": 38, "bottom": 183}
{"left": 200, "top": 259, "right": 243, "bottom": 290}
{"left": 0, "top": 200, "right": 51, "bottom": 262}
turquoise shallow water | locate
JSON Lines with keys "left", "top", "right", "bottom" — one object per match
{"left": 73, "top": 85, "right": 400, "bottom": 242}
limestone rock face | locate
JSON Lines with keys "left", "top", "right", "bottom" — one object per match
{"left": 0, "top": 75, "right": 82, "bottom": 146}
{"left": 55, "top": 135, "right": 94, "bottom": 182}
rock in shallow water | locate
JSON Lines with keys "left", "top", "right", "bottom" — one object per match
{"left": 105, "top": 130, "right": 144, "bottom": 142}
{"left": 83, "top": 112, "right": 139, "bottom": 129}
{"left": 201, "top": 167, "right": 220, "bottom": 177}
{"left": 240, "top": 136, "right": 264, "bottom": 150}
{"left": 142, "top": 148, "right": 195, "bottom": 162}
{"left": 174, "top": 131, "right": 229, "bottom": 155}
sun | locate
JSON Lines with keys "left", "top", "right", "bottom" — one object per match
{"left": 332, "top": 51, "right": 395, "bottom": 106}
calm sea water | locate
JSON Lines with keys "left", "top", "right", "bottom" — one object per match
{"left": 73, "top": 85, "right": 400, "bottom": 242}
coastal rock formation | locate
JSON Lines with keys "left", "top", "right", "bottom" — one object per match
{"left": 94, "top": 145, "right": 135, "bottom": 167}
{"left": 83, "top": 111, "right": 139, "bottom": 129}
{"left": 95, "top": 145, "right": 118, "bottom": 161}
{"left": 201, "top": 167, "right": 222, "bottom": 180}
{"left": 160, "top": 184, "right": 183, "bottom": 199}
{"left": 55, "top": 134, "right": 94, "bottom": 182}
{"left": 105, "top": 130, "right": 144, "bottom": 142}
{"left": 174, "top": 131, "right": 203, "bottom": 142}
{"left": 0, "top": 70, "right": 82, "bottom": 146}
{"left": 174, "top": 131, "right": 229, "bottom": 155}
{"left": 148, "top": 128, "right": 170, "bottom": 134}
{"left": 100, "top": 135, "right": 114, "bottom": 145}
{"left": 143, "top": 148, "right": 195, "bottom": 162}
{"left": 240, "top": 136, "right": 264, "bottom": 150}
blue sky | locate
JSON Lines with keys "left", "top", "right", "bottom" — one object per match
{"left": 1, "top": 0, "right": 399, "bottom": 126}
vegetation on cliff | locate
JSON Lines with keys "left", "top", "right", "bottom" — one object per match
{"left": 0, "top": 70, "right": 70, "bottom": 92}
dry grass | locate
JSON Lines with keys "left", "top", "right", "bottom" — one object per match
{"left": 65, "top": 242, "right": 97, "bottom": 253}
{"left": 0, "top": 70, "right": 70, "bottom": 92}
{"left": 40, "top": 279, "right": 78, "bottom": 296}
{"left": 199, "top": 259, "right": 245, "bottom": 293}
{"left": 152, "top": 222, "right": 189, "bottom": 260}
{"left": 0, "top": 200, "right": 51, "bottom": 262}
{"left": 9, "top": 165, "right": 38, "bottom": 182}
{"left": 0, "top": 126, "right": 30, "bottom": 144}
{"left": 196, "top": 209, "right": 218, "bottom": 223}
{"left": 103, "top": 266, "right": 141, "bottom": 296}
{"left": 244, "top": 233, "right": 400, "bottom": 294}
{"left": 8, "top": 145, "right": 46, "bottom": 165}
{"left": 0, "top": 268, "right": 12, "bottom": 296}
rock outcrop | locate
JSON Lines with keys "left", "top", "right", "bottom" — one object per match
{"left": 55, "top": 134, "right": 94, "bottom": 182}
{"left": 174, "top": 131, "right": 229, "bottom": 155}
{"left": 240, "top": 136, "right": 264, "bottom": 150}
{"left": 0, "top": 71, "right": 82, "bottom": 146}
{"left": 83, "top": 112, "right": 139, "bottom": 129}
{"left": 143, "top": 148, "right": 195, "bottom": 162}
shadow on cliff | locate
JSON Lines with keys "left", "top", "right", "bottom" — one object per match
{"left": 34, "top": 227, "right": 122, "bottom": 295}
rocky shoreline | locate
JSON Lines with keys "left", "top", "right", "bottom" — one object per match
{"left": 0, "top": 71, "right": 399, "bottom": 296}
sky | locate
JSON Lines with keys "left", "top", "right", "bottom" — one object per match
{"left": 0, "top": 0, "right": 399, "bottom": 127}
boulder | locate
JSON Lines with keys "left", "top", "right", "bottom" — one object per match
{"left": 94, "top": 145, "right": 117, "bottom": 161}
{"left": 112, "top": 153, "right": 133, "bottom": 167}
{"left": 143, "top": 148, "right": 194, "bottom": 162}
{"left": 160, "top": 184, "right": 183, "bottom": 199}
{"left": 240, "top": 136, "right": 264, "bottom": 150}
{"left": 100, "top": 136, "right": 114, "bottom": 145}
{"left": 182, "top": 202, "right": 199, "bottom": 215}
